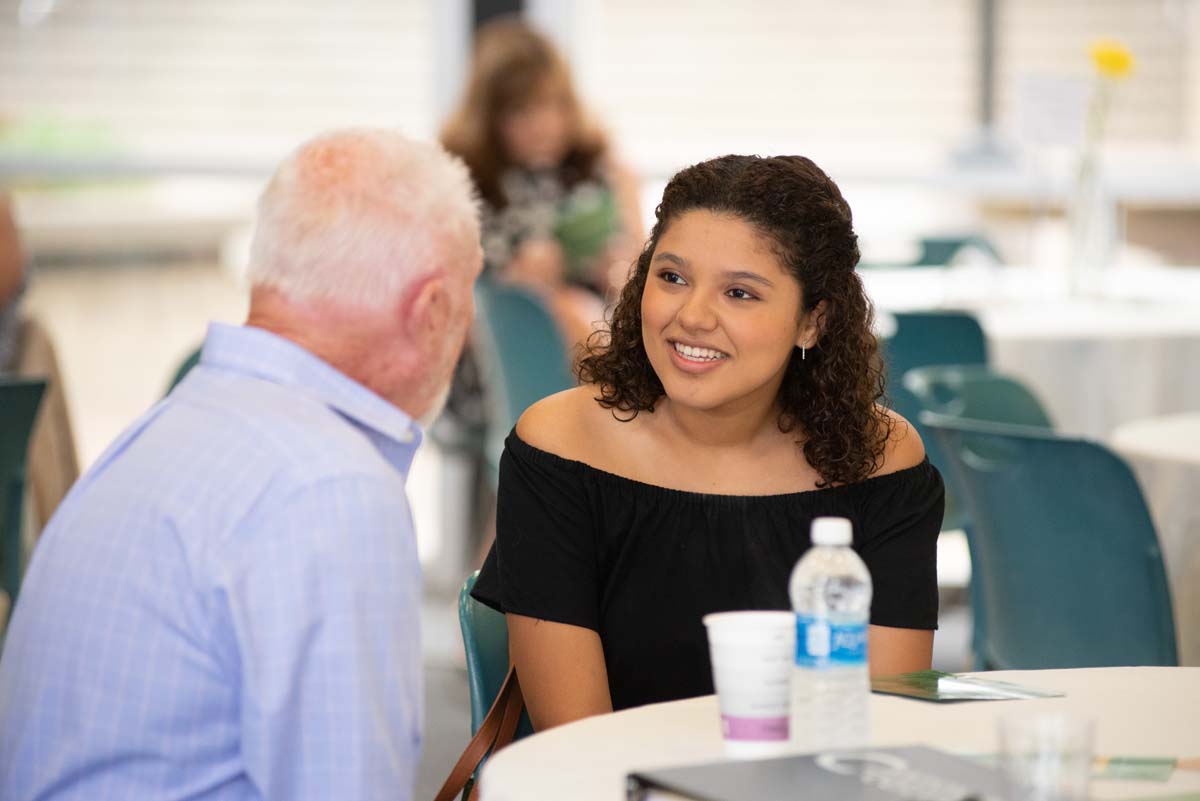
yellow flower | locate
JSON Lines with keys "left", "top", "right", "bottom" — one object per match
{"left": 1090, "top": 39, "right": 1134, "bottom": 79}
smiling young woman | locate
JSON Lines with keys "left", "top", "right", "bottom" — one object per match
{"left": 470, "top": 155, "right": 945, "bottom": 732}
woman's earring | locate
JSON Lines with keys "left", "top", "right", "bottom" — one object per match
{"left": 801, "top": 345, "right": 806, "bottom": 361}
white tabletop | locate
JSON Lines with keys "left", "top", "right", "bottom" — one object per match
{"left": 1112, "top": 413, "right": 1200, "bottom": 467}
{"left": 862, "top": 265, "right": 1200, "bottom": 439}
{"left": 480, "top": 667, "right": 1200, "bottom": 801}
{"left": 1111, "top": 413, "right": 1200, "bottom": 666}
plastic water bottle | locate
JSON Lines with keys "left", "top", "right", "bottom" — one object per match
{"left": 789, "top": 516, "right": 873, "bottom": 751}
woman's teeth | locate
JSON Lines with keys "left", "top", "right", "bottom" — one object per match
{"left": 674, "top": 342, "right": 727, "bottom": 361}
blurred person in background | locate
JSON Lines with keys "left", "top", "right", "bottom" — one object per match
{"left": 0, "top": 189, "right": 80, "bottom": 543}
{"left": 471, "top": 155, "right": 943, "bottom": 730}
{"left": 441, "top": 16, "right": 642, "bottom": 349}
{"left": 0, "top": 190, "right": 80, "bottom": 546}
{"left": 0, "top": 129, "right": 482, "bottom": 801}
{"left": 0, "top": 192, "right": 25, "bottom": 371}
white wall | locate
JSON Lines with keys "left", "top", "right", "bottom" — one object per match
{"left": 568, "top": 0, "right": 1196, "bottom": 177}
{"left": 0, "top": 0, "right": 437, "bottom": 161}
{"left": 580, "top": 0, "right": 976, "bottom": 173}
{"left": 1, "top": 1, "right": 1193, "bottom": 170}
{"left": 1187, "top": 0, "right": 1200, "bottom": 148}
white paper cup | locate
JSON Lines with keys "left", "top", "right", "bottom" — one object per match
{"left": 702, "top": 611, "right": 796, "bottom": 758}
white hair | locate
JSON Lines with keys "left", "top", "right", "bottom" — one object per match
{"left": 248, "top": 128, "right": 481, "bottom": 309}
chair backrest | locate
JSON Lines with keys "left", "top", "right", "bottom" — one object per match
{"left": 883, "top": 310, "right": 988, "bottom": 381}
{"left": 903, "top": 365, "right": 1053, "bottom": 430}
{"left": 166, "top": 345, "right": 202, "bottom": 395}
{"left": 882, "top": 310, "right": 988, "bottom": 531}
{"left": 914, "top": 235, "right": 1002, "bottom": 267}
{"left": 856, "top": 235, "right": 1003, "bottom": 270}
{"left": 902, "top": 365, "right": 1053, "bottom": 666}
{"left": 0, "top": 377, "right": 47, "bottom": 607}
{"left": 473, "top": 279, "right": 574, "bottom": 472}
{"left": 922, "top": 413, "right": 1178, "bottom": 669}
{"left": 458, "top": 571, "right": 533, "bottom": 739}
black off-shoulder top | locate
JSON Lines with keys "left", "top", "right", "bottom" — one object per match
{"left": 472, "top": 430, "right": 945, "bottom": 712}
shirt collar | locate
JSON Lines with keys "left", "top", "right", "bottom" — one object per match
{"left": 199, "top": 322, "right": 421, "bottom": 449}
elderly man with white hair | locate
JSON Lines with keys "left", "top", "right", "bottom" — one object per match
{"left": 0, "top": 129, "right": 483, "bottom": 801}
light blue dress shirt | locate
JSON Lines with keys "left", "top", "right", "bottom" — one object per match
{"left": 0, "top": 322, "right": 425, "bottom": 801}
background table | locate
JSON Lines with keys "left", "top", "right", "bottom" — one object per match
{"left": 862, "top": 265, "right": 1200, "bottom": 439}
{"left": 480, "top": 667, "right": 1200, "bottom": 801}
{"left": 1112, "top": 413, "right": 1200, "bottom": 666}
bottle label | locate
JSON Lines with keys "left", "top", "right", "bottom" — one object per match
{"left": 795, "top": 615, "right": 868, "bottom": 668}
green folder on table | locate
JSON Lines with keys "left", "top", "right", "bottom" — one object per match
{"left": 871, "top": 670, "right": 1064, "bottom": 702}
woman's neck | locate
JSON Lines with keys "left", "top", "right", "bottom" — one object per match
{"left": 654, "top": 390, "right": 784, "bottom": 453}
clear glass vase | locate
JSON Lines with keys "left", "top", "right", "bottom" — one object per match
{"left": 1066, "top": 151, "right": 1112, "bottom": 297}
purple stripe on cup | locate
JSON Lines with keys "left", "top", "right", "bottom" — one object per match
{"left": 721, "top": 715, "right": 789, "bottom": 742}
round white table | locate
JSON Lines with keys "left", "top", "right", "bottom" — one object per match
{"left": 862, "top": 265, "right": 1200, "bottom": 439}
{"left": 479, "top": 668, "right": 1200, "bottom": 801}
{"left": 1112, "top": 413, "right": 1200, "bottom": 667}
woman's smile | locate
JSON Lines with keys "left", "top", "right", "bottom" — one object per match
{"left": 668, "top": 339, "right": 730, "bottom": 372}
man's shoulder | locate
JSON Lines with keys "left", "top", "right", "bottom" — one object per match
{"left": 170, "top": 367, "right": 393, "bottom": 476}
{"left": 69, "top": 370, "right": 405, "bottom": 546}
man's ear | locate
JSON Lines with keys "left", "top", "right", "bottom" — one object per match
{"left": 401, "top": 273, "right": 450, "bottom": 346}
{"left": 796, "top": 299, "right": 829, "bottom": 350}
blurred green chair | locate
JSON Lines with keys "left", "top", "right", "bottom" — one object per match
{"left": 473, "top": 278, "right": 575, "bottom": 477}
{"left": 459, "top": 570, "right": 533, "bottom": 744}
{"left": 166, "top": 345, "right": 202, "bottom": 395}
{"left": 913, "top": 235, "right": 1002, "bottom": 267}
{"left": 884, "top": 311, "right": 988, "bottom": 380}
{"left": 902, "top": 365, "right": 1053, "bottom": 666}
{"left": 922, "top": 414, "right": 1178, "bottom": 670}
{"left": 882, "top": 311, "right": 988, "bottom": 531}
{"left": 858, "top": 234, "right": 1003, "bottom": 269}
{"left": 903, "top": 365, "right": 1053, "bottom": 430}
{"left": 1, "top": 377, "right": 47, "bottom": 627}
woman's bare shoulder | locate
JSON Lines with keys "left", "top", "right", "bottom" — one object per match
{"left": 515, "top": 385, "right": 629, "bottom": 463}
{"left": 870, "top": 406, "right": 927, "bottom": 479}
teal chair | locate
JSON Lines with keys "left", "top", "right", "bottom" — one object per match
{"left": 913, "top": 235, "right": 1002, "bottom": 267}
{"left": 473, "top": 278, "right": 575, "bottom": 476}
{"left": 902, "top": 365, "right": 1053, "bottom": 666}
{"left": 922, "top": 413, "right": 1178, "bottom": 669}
{"left": 858, "top": 234, "right": 1003, "bottom": 269}
{"left": 458, "top": 571, "right": 532, "bottom": 744}
{"left": 882, "top": 311, "right": 988, "bottom": 532}
{"left": 1, "top": 377, "right": 47, "bottom": 620}
{"left": 883, "top": 311, "right": 988, "bottom": 381}
{"left": 166, "top": 345, "right": 202, "bottom": 394}
{"left": 903, "top": 365, "right": 1053, "bottom": 430}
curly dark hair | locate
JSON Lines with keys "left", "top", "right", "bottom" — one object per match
{"left": 577, "top": 154, "right": 893, "bottom": 487}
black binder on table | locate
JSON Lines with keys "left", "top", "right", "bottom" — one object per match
{"left": 627, "top": 745, "right": 1045, "bottom": 801}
